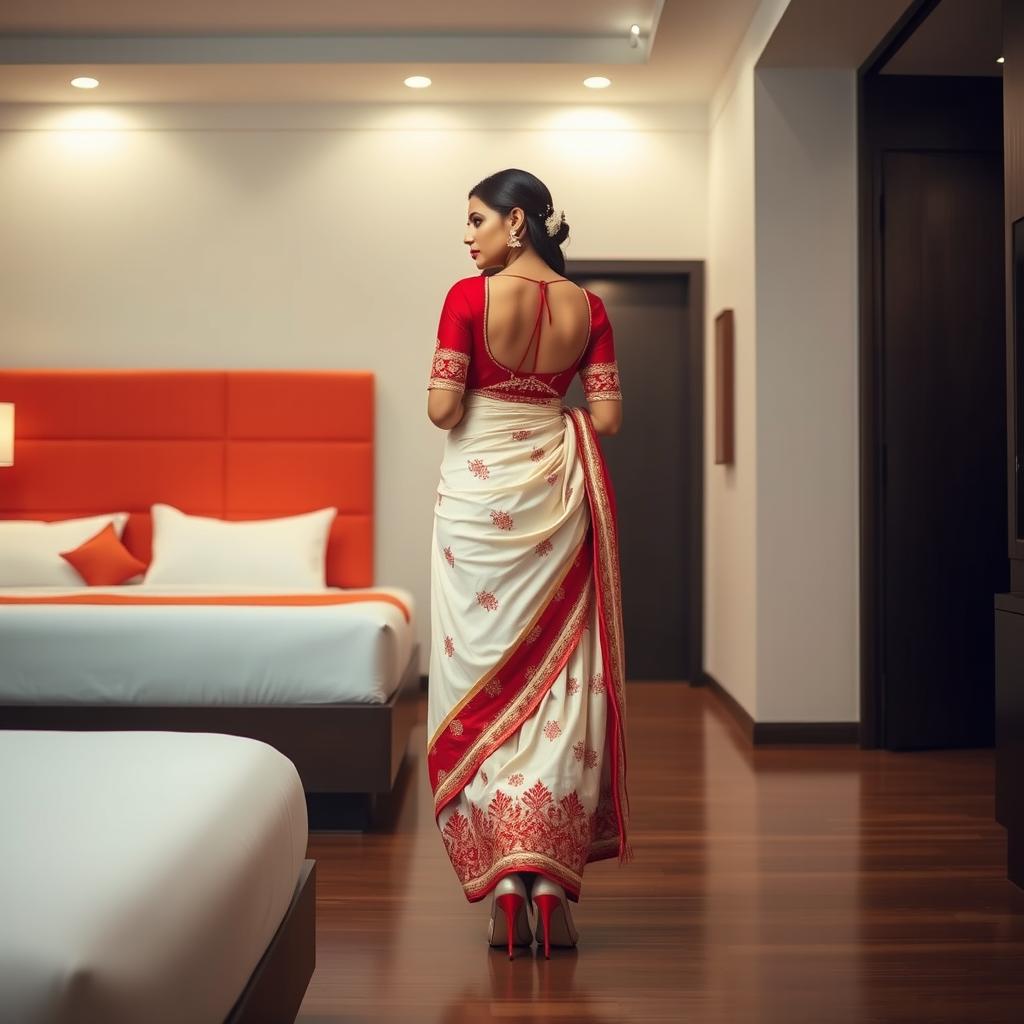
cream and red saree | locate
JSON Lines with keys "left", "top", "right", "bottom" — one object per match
{"left": 427, "top": 392, "right": 630, "bottom": 903}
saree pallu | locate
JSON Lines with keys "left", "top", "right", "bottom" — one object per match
{"left": 427, "top": 392, "right": 629, "bottom": 904}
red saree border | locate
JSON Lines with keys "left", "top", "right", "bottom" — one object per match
{"left": 463, "top": 856, "right": 584, "bottom": 904}
{"left": 565, "top": 407, "right": 631, "bottom": 864}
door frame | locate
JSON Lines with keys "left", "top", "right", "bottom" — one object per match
{"left": 566, "top": 258, "right": 705, "bottom": 684}
{"left": 857, "top": 0, "right": 963, "bottom": 747}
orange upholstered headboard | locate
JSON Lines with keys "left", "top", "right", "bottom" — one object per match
{"left": 0, "top": 370, "right": 374, "bottom": 588}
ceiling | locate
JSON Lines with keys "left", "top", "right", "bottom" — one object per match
{"left": 881, "top": 0, "right": 1002, "bottom": 76}
{"left": 0, "top": 0, "right": 764, "bottom": 105}
{"left": 760, "top": 0, "right": 1002, "bottom": 76}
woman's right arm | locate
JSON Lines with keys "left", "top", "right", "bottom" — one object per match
{"left": 427, "top": 281, "right": 472, "bottom": 429}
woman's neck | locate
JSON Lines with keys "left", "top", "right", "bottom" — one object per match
{"left": 498, "top": 255, "right": 556, "bottom": 278}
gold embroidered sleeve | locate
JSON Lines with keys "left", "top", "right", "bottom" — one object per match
{"left": 428, "top": 340, "right": 470, "bottom": 394}
{"left": 580, "top": 361, "right": 621, "bottom": 401}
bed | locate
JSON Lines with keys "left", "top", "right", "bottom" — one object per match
{"left": 0, "top": 369, "right": 419, "bottom": 829}
{"left": 0, "top": 728, "right": 315, "bottom": 1024}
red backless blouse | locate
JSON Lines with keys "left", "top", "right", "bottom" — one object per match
{"left": 427, "top": 274, "right": 622, "bottom": 405}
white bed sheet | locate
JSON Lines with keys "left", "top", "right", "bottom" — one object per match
{"left": 0, "top": 583, "right": 416, "bottom": 706}
{"left": 0, "top": 728, "right": 308, "bottom": 1024}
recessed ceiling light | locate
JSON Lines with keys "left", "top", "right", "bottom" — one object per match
{"left": 997, "top": 56, "right": 1006, "bottom": 64}
{"left": 583, "top": 76, "right": 611, "bottom": 89}
{"left": 404, "top": 76, "right": 431, "bottom": 89}
{"left": 71, "top": 77, "right": 99, "bottom": 89}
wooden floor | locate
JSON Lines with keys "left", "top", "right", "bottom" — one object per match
{"left": 297, "top": 682, "right": 1024, "bottom": 1024}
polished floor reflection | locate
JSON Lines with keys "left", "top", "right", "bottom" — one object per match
{"left": 297, "top": 682, "right": 1024, "bottom": 1023}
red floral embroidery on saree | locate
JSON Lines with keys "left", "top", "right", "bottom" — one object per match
{"left": 573, "top": 741, "right": 599, "bottom": 769}
{"left": 588, "top": 671, "right": 605, "bottom": 694}
{"left": 443, "top": 546, "right": 455, "bottom": 568}
{"left": 542, "top": 720, "right": 562, "bottom": 741}
{"left": 477, "top": 590, "right": 499, "bottom": 612}
{"left": 429, "top": 530, "right": 594, "bottom": 817}
{"left": 535, "top": 539, "right": 553, "bottom": 557}
{"left": 567, "top": 676, "right": 580, "bottom": 695}
{"left": 444, "top": 635, "right": 455, "bottom": 657}
{"left": 546, "top": 472, "right": 558, "bottom": 486}
{"left": 512, "top": 429, "right": 532, "bottom": 441}
{"left": 440, "top": 780, "right": 593, "bottom": 896}
{"left": 490, "top": 509, "right": 514, "bottom": 531}
{"left": 507, "top": 773, "right": 524, "bottom": 786}
{"left": 530, "top": 447, "right": 546, "bottom": 461}
{"left": 468, "top": 458, "right": 490, "bottom": 479}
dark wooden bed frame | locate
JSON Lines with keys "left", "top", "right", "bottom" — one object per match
{"left": 225, "top": 858, "right": 317, "bottom": 1024}
{"left": 0, "top": 642, "right": 421, "bottom": 831}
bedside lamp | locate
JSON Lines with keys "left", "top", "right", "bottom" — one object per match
{"left": 0, "top": 403, "right": 13, "bottom": 467}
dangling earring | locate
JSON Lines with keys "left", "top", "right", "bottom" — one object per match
{"left": 507, "top": 226, "right": 522, "bottom": 248}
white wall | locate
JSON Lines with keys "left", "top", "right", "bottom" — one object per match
{"left": 706, "top": 0, "right": 792, "bottom": 719}
{"left": 0, "top": 102, "right": 709, "bottom": 672}
{"left": 707, "top": 0, "right": 860, "bottom": 723}
{"left": 754, "top": 69, "right": 859, "bottom": 723}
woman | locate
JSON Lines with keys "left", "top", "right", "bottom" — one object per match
{"left": 425, "top": 168, "right": 629, "bottom": 960}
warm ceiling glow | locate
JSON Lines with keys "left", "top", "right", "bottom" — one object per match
{"left": 998, "top": 56, "right": 1006, "bottom": 64}
{"left": 404, "top": 76, "right": 431, "bottom": 89}
{"left": 583, "top": 76, "right": 611, "bottom": 89}
{"left": 71, "top": 77, "right": 99, "bottom": 89}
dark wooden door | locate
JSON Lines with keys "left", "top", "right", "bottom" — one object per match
{"left": 566, "top": 275, "right": 694, "bottom": 681}
{"left": 882, "top": 149, "right": 1007, "bottom": 748}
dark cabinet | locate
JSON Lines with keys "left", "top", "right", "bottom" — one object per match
{"left": 996, "top": 0, "right": 1024, "bottom": 891}
{"left": 995, "top": 596, "right": 1024, "bottom": 886}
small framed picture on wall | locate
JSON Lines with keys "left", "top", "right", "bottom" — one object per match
{"left": 714, "top": 309, "right": 734, "bottom": 465}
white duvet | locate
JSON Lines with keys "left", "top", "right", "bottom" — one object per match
{"left": 0, "top": 583, "right": 416, "bottom": 706}
{"left": 0, "top": 729, "right": 308, "bottom": 1024}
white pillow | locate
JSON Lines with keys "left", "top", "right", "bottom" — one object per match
{"left": 0, "top": 512, "right": 130, "bottom": 587}
{"left": 144, "top": 503, "right": 337, "bottom": 588}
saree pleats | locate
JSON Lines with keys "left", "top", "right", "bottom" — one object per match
{"left": 427, "top": 393, "right": 629, "bottom": 903}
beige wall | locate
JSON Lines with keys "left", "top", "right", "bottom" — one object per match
{"left": 706, "top": 0, "right": 791, "bottom": 719}
{"left": 707, "top": 0, "right": 860, "bottom": 723}
{"left": 0, "top": 102, "right": 709, "bottom": 672}
{"left": 755, "top": 69, "right": 859, "bottom": 723}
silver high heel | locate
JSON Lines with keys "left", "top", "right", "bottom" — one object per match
{"left": 488, "top": 874, "right": 533, "bottom": 959}
{"left": 530, "top": 876, "right": 579, "bottom": 958}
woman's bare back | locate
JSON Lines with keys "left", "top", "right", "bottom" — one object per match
{"left": 484, "top": 273, "right": 591, "bottom": 375}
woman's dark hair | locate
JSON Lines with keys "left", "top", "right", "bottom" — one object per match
{"left": 468, "top": 168, "right": 570, "bottom": 276}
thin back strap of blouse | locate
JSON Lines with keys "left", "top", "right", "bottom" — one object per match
{"left": 497, "top": 273, "right": 575, "bottom": 375}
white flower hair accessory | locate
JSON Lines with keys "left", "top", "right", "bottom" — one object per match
{"left": 543, "top": 202, "right": 565, "bottom": 238}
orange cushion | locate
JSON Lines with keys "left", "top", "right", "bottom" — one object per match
{"left": 59, "top": 522, "right": 147, "bottom": 586}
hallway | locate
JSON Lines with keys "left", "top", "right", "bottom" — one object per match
{"left": 298, "top": 683, "right": 1023, "bottom": 1023}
